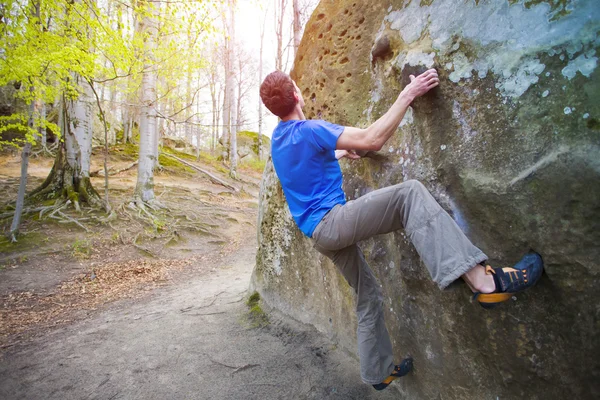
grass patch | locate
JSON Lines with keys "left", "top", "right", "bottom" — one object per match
{"left": 71, "top": 238, "right": 92, "bottom": 259}
{"left": 246, "top": 291, "right": 269, "bottom": 327}
{"left": 240, "top": 158, "right": 266, "bottom": 174}
{"left": 0, "top": 232, "right": 45, "bottom": 254}
{"left": 161, "top": 145, "right": 197, "bottom": 162}
{"left": 111, "top": 143, "right": 139, "bottom": 161}
{"left": 196, "top": 150, "right": 230, "bottom": 174}
{"left": 157, "top": 153, "right": 194, "bottom": 174}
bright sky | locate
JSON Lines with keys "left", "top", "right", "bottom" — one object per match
{"left": 233, "top": 0, "right": 318, "bottom": 138}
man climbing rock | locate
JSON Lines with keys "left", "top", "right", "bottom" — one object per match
{"left": 259, "top": 69, "right": 544, "bottom": 391}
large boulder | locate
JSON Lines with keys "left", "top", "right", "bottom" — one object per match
{"left": 252, "top": 1, "right": 599, "bottom": 398}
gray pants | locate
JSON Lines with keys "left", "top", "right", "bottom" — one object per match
{"left": 311, "top": 180, "right": 487, "bottom": 384}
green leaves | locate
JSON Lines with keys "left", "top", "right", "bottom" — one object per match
{"left": 0, "top": 0, "right": 218, "bottom": 149}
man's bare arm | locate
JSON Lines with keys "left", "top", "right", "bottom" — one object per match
{"left": 337, "top": 69, "right": 439, "bottom": 151}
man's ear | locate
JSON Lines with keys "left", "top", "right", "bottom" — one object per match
{"left": 293, "top": 91, "right": 300, "bottom": 103}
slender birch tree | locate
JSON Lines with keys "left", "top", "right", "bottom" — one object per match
{"left": 133, "top": 0, "right": 159, "bottom": 205}
{"left": 227, "top": 0, "right": 237, "bottom": 178}
{"left": 292, "top": 0, "right": 301, "bottom": 57}
{"left": 274, "top": 0, "right": 287, "bottom": 71}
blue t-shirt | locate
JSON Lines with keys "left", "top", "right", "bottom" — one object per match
{"left": 271, "top": 119, "right": 346, "bottom": 237}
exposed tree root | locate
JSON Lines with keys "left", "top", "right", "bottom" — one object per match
{"left": 27, "top": 143, "right": 105, "bottom": 212}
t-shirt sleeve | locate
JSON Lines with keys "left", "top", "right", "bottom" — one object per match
{"left": 305, "top": 120, "right": 344, "bottom": 152}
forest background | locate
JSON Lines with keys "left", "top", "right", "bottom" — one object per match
{"left": 0, "top": 0, "right": 318, "bottom": 242}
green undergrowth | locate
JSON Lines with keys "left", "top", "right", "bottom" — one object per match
{"left": 239, "top": 158, "right": 266, "bottom": 174}
{"left": 196, "top": 150, "right": 229, "bottom": 174}
{"left": 246, "top": 291, "right": 269, "bottom": 328}
{"left": 112, "top": 143, "right": 139, "bottom": 160}
{"left": 71, "top": 238, "right": 92, "bottom": 259}
{"left": 0, "top": 231, "right": 46, "bottom": 254}
{"left": 157, "top": 153, "right": 194, "bottom": 174}
{"left": 161, "top": 145, "right": 196, "bottom": 161}
{"left": 108, "top": 142, "right": 260, "bottom": 178}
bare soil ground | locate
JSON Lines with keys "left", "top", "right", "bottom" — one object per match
{"left": 0, "top": 148, "right": 260, "bottom": 347}
{"left": 0, "top": 148, "right": 404, "bottom": 399}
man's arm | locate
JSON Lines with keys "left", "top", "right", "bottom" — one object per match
{"left": 336, "top": 69, "right": 439, "bottom": 151}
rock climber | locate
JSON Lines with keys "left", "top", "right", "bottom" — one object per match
{"left": 259, "top": 69, "right": 544, "bottom": 391}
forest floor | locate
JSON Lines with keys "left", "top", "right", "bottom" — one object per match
{"left": 0, "top": 147, "right": 401, "bottom": 399}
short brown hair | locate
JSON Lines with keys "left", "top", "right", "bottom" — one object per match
{"left": 260, "top": 71, "right": 296, "bottom": 118}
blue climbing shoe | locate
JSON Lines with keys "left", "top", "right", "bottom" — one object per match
{"left": 372, "top": 357, "right": 413, "bottom": 391}
{"left": 473, "top": 252, "right": 544, "bottom": 309}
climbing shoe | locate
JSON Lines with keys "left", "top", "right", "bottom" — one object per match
{"left": 372, "top": 357, "right": 413, "bottom": 391}
{"left": 472, "top": 252, "right": 544, "bottom": 309}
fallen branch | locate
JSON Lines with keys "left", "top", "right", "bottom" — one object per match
{"left": 160, "top": 152, "right": 238, "bottom": 192}
{"left": 90, "top": 161, "right": 138, "bottom": 177}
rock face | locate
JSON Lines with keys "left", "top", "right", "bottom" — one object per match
{"left": 252, "top": 1, "right": 600, "bottom": 398}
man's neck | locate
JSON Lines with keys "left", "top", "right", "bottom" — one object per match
{"left": 281, "top": 107, "right": 305, "bottom": 122}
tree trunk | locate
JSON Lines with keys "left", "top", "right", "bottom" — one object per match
{"left": 109, "top": 80, "right": 117, "bottom": 145}
{"left": 292, "top": 0, "right": 301, "bottom": 58}
{"left": 9, "top": 98, "right": 34, "bottom": 241}
{"left": 122, "top": 106, "right": 130, "bottom": 143}
{"left": 34, "top": 99, "right": 47, "bottom": 148}
{"left": 227, "top": 0, "right": 237, "bottom": 178}
{"left": 28, "top": 92, "right": 103, "bottom": 210}
{"left": 209, "top": 71, "right": 217, "bottom": 153}
{"left": 22, "top": 2, "right": 101, "bottom": 214}
{"left": 134, "top": 0, "right": 159, "bottom": 204}
{"left": 258, "top": 4, "right": 267, "bottom": 160}
{"left": 275, "top": 0, "right": 286, "bottom": 71}
{"left": 67, "top": 74, "right": 94, "bottom": 180}
{"left": 221, "top": 2, "right": 232, "bottom": 162}
{"left": 215, "top": 85, "right": 222, "bottom": 155}
{"left": 153, "top": 101, "right": 161, "bottom": 169}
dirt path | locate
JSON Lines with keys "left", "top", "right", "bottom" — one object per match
{"left": 0, "top": 152, "right": 404, "bottom": 398}
{"left": 0, "top": 237, "right": 404, "bottom": 399}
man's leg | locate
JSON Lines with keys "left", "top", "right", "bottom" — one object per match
{"left": 314, "top": 244, "right": 394, "bottom": 385}
{"left": 312, "top": 179, "right": 487, "bottom": 289}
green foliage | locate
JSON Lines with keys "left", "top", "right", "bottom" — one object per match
{"left": 240, "top": 158, "right": 266, "bottom": 174}
{"left": 0, "top": 0, "right": 101, "bottom": 148}
{"left": 0, "top": 0, "right": 218, "bottom": 150}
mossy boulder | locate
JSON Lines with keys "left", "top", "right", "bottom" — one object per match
{"left": 253, "top": 1, "right": 599, "bottom": 399}
{"left": 237, "top": 131, "right": 270, "bottom": 161}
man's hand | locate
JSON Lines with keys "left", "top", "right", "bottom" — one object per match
{"left": 335, "top": 149, "right": 361, "bottom": 160}
{"left": 336, "top": 69, "right": 440, "bottom": 152}
{"left": 402, "top": 68, "right": 439, "bottom": 101}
